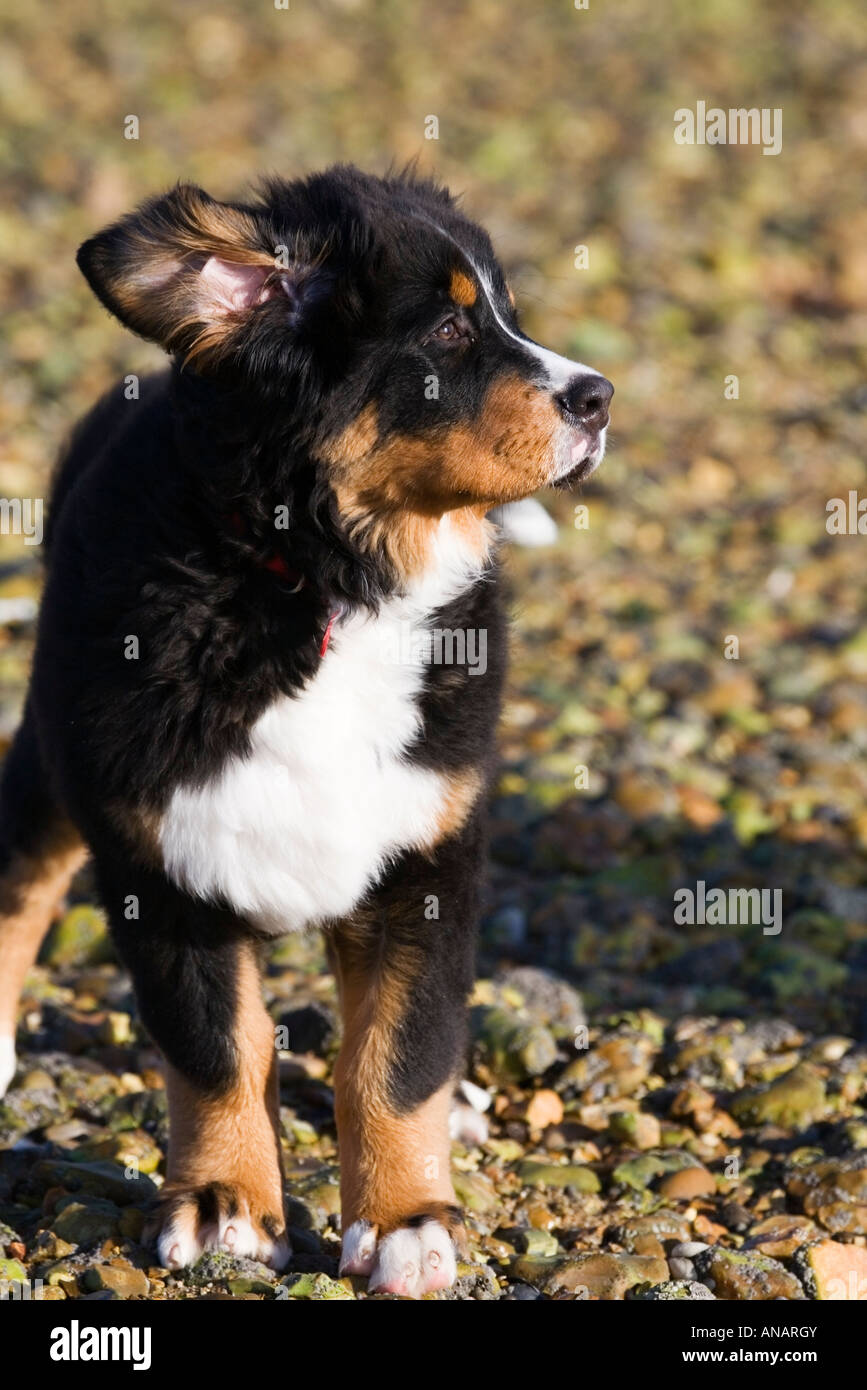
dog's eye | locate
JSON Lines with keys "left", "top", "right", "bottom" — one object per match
{"left": 428, "top": 316, "right": 472, "bottom": 345}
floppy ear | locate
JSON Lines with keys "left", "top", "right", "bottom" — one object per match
{"left": 76, "top": 183, "right": 321, "bottom": 365}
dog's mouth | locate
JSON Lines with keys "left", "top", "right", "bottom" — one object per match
{"left": 551, "top": 425, "right": 607, "bottom": 488}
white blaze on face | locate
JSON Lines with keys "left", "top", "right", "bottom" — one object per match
{"left": 474, "top": 269, "right": 609, "bottom": 478}
{"left": 403, "top": 208, "right": 609, "bottom": 481}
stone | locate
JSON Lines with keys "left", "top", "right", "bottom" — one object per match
{"left": 227, "top": 1275, "right": 278, "bottom": 1296}
{"left": 52, "top": 1199, "right": 123, "bottom": 1247}
{"left": 73, "top": 1129, "right": 162, "bottom": 1175}
{"left": 452, "top": 1170, "right": 499, "bottom": 1214}
{"left": 631, "top": 1279, "right": 716, "bottom": 1300}
{"left": 658, "top": 1165, "right": 716, "bottom": 1200}
{"left": 611, "top": 1149, "right": 702, "bottom": 1194}
{"left": 516, "top": 1160, "right": 600, "bottom": 1194}
{"left": 524, "top": 1089, "right": 564, "bottom": 1129}
{"left": 41, "top": 905, "right": 111, "bottom": 967}
{"left": 694, "top": 1247, "right": 805, "bottom": 1300}
{"left": 608, "top": 1111, "right": 662, "bottom": 1150}
{"left": 744, "top": 1215, "right": 820, "bottom": 1258}
{"left": 786, "top": 1155, "right": 867, "bottom": 1235}
{"left": 279, "top": 1271, "right": 354, "bottom": 1299}
{"left": 669, "top": 1241, "right": 710, "bottom": 1259}
{"left": 729, "top": 1063, "right": 827, "bottom": 1129}
{"left": 0, "top": 1257, "right": 27, "bottom": 1289}
{"left": 515, "top": 1229, "right": 559, "bottom": 1257}
{"left": 471, "top": 1006, "right": 558, "bottom": 1083}
{"left": 33, "top": 1158, "right": 157, "bottom": 1206}
{"left": 80, "top": 1263, "right": 150, "bottom": 1297}
{"left": 513, "top": 1251, "right": 669, "bottom": 1299}
{"left": 793, "top": 1239, "right": 867, "bottom": 1300}
{"left": 28, "top": 1230, "right": 76, "bottom": 1261}
{"left": 493, "top": 966, "right": 586, "bottom": 1035}
{"left": 608, "top": 1211, "right": 692, "bottom": 1248}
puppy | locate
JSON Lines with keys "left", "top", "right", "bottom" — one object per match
{"left": 0, "top": 166, "right": 612, "bottom": 1296}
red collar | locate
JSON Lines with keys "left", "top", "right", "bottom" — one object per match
{"left": 227, "top": 511, "right": 340, "bottom": 658}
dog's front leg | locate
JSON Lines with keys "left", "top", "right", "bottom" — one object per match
{"left": 99, "top": 863, "right": 289, "bottom": 1270}
{"left": 329, "top": 840, "right": 480, "bottom": 1297}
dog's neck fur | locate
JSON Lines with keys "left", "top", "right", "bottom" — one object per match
{"left": 170, "top": 364, "right": 495, "bottom": 613}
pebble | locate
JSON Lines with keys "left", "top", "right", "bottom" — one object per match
{"left": 693, "top": 1247, "right": 805, "bottom": 1300}
{"left": 793, "top": 1239, "right": 867, "bottom": 1300}
{"left": 472, "top": 1006, "right": 558, "bottom": 1083}
{"left": 607, "top": 1111, "right": 662, "bottom": 1150}
{"left": 631, "top": 1280, "right": 716, "bottom": 1301}
{"left": 280, "top": 1272, "right": 354, "bottom": 1300}
{"left": 517, "top": 1160, "right": 601, "bottom": 1194}
{"left": 658, "top": 1165, "right": 716, "bottom": 1200}
{"left": 80, "top": 1263, "right": 150, "bottom": 1297}
{"left": 669, "top": 1241, "right": 710, "bottom": 1259}
{"left": 515, "top": 1229, "right": 559, "bottom": 1257}
{"left": 51, "top": 1199, "right": 123, "bottom": 1247}
{"left": 527, "top": 1252, "right": 670, "bottom": 1299}
{"left": 729, "top": 1062, "right": 828, "bottom": 1129}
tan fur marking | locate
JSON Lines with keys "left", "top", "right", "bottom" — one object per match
{"left": 333, "top": 494, "right": 493, "bottom": 585}
{"left": 161, "top": 946, "right": 284, "bottom": 1231}
{"left": 419, "top": 767, "right": 484, "bottom": 850}
{"left": 0, "top": 827, "right": 87, "bottom": 1038}
{"left": 506, "top": 284, "right": 516, "bottom": 307}
{"left": 319, "top": 403, "right": 380, "bottom": 468}
{"left": 449, "top": 269, "right": 477, "bottom": 307}
{"left": 330, "top": 924, "right": 458, "bottom": 1234}
{"left": 107, "top": 800, "right": 161, "bottom": 867}
{"left": 324, "top": 374, "right": 562, "bottom": 580}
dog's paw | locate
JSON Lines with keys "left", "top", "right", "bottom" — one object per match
{"left": 147, "top": 1181, "right": 290, "bottom": 1271}
{"left": 340, "top": 1210, "right": 462, "bottom": 1298}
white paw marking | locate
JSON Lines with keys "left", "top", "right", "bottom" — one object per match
{"left": 339, "top": 1219, "right": 378, "bottom": 1276}
{"left": 364, "top": 1221, "right": 458, "bottom": 1298}
{"left": 0, "top": 1035, "right": 16, "bottom": 1099}
{"left": 157, "top": 1204, "right": 290, "bottom": 1271}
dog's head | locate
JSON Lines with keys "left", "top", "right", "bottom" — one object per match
{"left": 78, "top": 167, "right": 612, "bottom": 566}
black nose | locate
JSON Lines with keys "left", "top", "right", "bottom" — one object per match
{"left": 556, "top": 374, "right": 613, "bottom": 429}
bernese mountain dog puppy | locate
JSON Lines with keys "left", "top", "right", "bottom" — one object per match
{"left": 0, "top": 166, "right": 612, "bottom": 1296}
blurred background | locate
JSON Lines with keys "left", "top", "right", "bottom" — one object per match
{"left": 1, "top": 4, "right": 866, "bottom": 1074}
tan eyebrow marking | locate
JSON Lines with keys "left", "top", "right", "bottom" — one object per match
{"left": 449, "top": 269, "right": 477, "bottom": 306}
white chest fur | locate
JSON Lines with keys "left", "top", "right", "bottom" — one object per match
{"left": 158, "top": 537, "right": 484, "bottom": 934}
